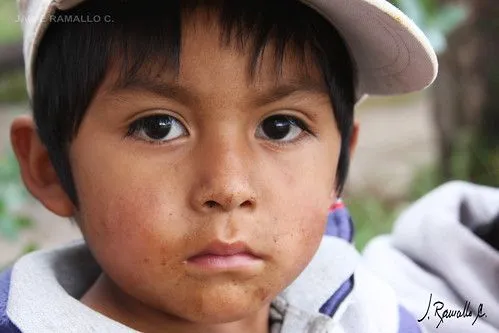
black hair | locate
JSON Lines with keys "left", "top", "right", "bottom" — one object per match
{"left": 33, "top": 0, "right": 357, "bottom": 206}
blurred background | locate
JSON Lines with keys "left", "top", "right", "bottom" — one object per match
{"left": 0, "top": 0, "right": 498, "bottom": 268}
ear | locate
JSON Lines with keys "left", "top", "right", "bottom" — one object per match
{"left": 10, "top": 115, "right": 75, "bottom": 217}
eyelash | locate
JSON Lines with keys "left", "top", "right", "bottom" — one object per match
{"left": 256, "top": 115, "right": 314, "bottom": 147}
{"left": 125, "top": 114, "right": 188, "bottom": 145}
{"left": 125, "top": 113, "right": 315, "bottom": 146}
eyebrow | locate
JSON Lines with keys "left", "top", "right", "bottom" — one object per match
{"left": 250, "top": 79, "right": 329, "bottom": 107}
{"left": 111, "top": 76, "right": 328, "bottom": 107}
{"left": 111, "top": 77, "right": 201, "bottom": 106}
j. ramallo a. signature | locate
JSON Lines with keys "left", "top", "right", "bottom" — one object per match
{"left": 418, "top": 293, "right": 487, "bottom": 328}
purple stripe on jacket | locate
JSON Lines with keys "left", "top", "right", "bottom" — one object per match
{"left": 398, "top": 304, "right": 422, "bottom": 333}
{"left": 321, "top": 203, "right": 355, "bottom": 317}
{"left": 0, "top": 268, "right": 22, "bottom": 333}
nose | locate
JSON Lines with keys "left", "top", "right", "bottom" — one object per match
{"left": 189, "top": 134, "right": 257, "bottom": 213}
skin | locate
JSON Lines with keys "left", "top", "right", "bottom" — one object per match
{"left": 10, "top": 11, "right": 359, "bottom": 333}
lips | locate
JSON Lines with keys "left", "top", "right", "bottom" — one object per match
{"left": 186, "top": 241, "right": 263, "bottom": 271}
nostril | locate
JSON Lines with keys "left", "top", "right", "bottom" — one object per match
{"left": 202, "top": 199, "right": 254, "bottom": 210}
{"left": 205, "top": 200, "right": 219, "bottom": 208}
{"left": 240, "top": 200, "right": 253, "bottom": 208}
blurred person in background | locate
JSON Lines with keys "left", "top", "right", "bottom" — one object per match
{"left": 363, "top": 181, "right": 499, "bottom": 333}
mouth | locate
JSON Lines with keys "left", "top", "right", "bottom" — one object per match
{"left": 186, "top": 241, "right": 264, "bottom": 273}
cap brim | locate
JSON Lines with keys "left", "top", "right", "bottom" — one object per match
{"left": 21, "top": 0, "right": 437, "bottom": 103}
{"left": 302, "top": 0, "right": 438, "bottom": 102}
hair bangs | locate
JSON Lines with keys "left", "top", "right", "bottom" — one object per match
{"left": 33, "top": 0, "right": 356, "bottom": 204}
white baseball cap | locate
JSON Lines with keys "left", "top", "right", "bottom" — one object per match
{"left": 18, "top": 0, "right": 438, "bottom": 103}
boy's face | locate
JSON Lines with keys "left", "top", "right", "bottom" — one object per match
{"left": 28, "top": 12, "right": 350, "bottom": 328}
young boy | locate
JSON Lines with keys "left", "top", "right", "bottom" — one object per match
{"left": 0, "top": 0, "right": 437, "bottom": 332}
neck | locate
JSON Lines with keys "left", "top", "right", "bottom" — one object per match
{"left": 80, "top": 273, "right": 271, "bottom": 333}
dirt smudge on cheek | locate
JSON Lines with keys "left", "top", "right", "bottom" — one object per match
{"left": 272, "top": 235, "right": 278, "bottom": 244}
{"left": 254, "top": 285, "right": 272, "bottom": 303}
{"left": 184, "top": 282, "right": 209, "bottom": 317}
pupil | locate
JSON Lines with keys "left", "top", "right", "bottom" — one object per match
{"left": 144, "top": 116, "right": 172, "bottom": 139}
{"left": 263, "top": 116, "right": 290, "bottom": 140}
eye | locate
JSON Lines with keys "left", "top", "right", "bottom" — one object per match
{"left": 127, "top": 114, "right": 187, "bottom": 143}
{"left": 256, "top": 115, "right": 309, "bottom": 142}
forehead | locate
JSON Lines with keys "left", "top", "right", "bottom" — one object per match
{"left": 105, "top": 8, "right": 327, "bottom": 96}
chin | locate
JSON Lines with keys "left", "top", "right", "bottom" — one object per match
{"left": 166, "top": 288, "right": 273, "bottom": 324}
{"left": 189, "top": 304, "right": 268, "bottom": 325}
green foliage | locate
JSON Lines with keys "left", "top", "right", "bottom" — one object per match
{"left": 390, "top": 0, "right": 468, "bottom": 54}
{"left": 0, "top": 71, "right": 28, "bottom": 103}
{"left": 408, "top": 163, "right": 442, "bottom": 201}
{"left": 346, "top": 196, "right": 403, "bottom": 251}
{"left": 408, "top": 133, "right": 479, "bottom": 204}
{"left": 469, "top": 136, "right": 499, "bottom": 188}
{"left": 0, "top": 149, "right": 34, "bottom": 240}
{"left": 0, "top": 0, "right": 27, "bottom": 103}
{"left": 0, "top": 0, "right": 22, "bottom": 43}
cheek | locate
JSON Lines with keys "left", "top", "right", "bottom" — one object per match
{"left": 72, "top": 156, "right": 188, "bottom": 281}
{"left": 260, "top": 148, "right": 339, "bottom": 287}
{"left": 266, "top": 196, "right": 330, "bottom": 288}
{"left": 75, "top": 175, "right": 198, "bottom": 315}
